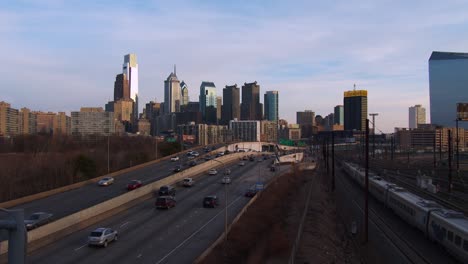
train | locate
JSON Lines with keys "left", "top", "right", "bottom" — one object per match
{"left": 342, "top": 162, "right": 468, "bottom": 263}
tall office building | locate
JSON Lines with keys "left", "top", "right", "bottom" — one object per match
{"left": 164, "top": 66, "right": 181, "bottom": 113}
{"left": 409, "top": 104, "right": 426, "bottom": 129}
{"left": 241, "top": 81, "right": 262, "bottom": 120}
{"left": 344, "top": 89, "right": 368, "bottom": 131}
{"left": 114, "top": 73, "right": 130, "bottom": 101}
{"left": 334, "top": 105, "right": 344, "bottom": 125}
{"left": 180, "top": 81, "right": 189, "bottom": 106}
{"left": 199, "top": 81, "right": 217, "bottom": 123}
{"left": 429, "top": 51, "right": 468, "bottom": 128}
{"left": 296, "top": 110, "right": 315, "bottom": 126}
{"left": 264, "top": 91, "right": 279, "bottom": 122}
{"left": 216, "top": 96, "right": 222, "bottom": 123}
{"left": 222, "top": 84, "right": 240, "bottom": 124}
{"left": 122, "top": 54, "right": 138, "bottom": 119}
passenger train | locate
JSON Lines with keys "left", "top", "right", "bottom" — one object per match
{"left": 342, "top": 162, "right": 468, "bottom": 263}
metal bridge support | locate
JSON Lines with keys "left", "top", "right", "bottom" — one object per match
{"left": 0, "top": 208, "right": 27, "bottom": 264}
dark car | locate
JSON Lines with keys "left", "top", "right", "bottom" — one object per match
{"left": 203, "top": 196, "right": 219, "bottom": 208}
{"left": 158, "top": 185, "right": 176, "bottom": 196}
{"left": 173, "top": 165, "right": 182, "bottom": 172}
{"left": 245, "top": 188, "right": 258, "bottom": 197}
{"left": 189, "top": 160, "right": 197, "bottom": 167}
{"left": 224, "top": 150, "right": 230, "bottom": 154}
{"left": 127, "top": 180, "right": 142, "bottom": 191}
{"left": 249, "top": 156, "right": 255, "bottom": 161}
{"left": 156, "top": 196, "right": 176, "bottom": 209}
{"left": 204, "top": 155, "right": 212, "bottom": 161}
{"left": 24, "top": 212, "right": 53, "bottom": 230}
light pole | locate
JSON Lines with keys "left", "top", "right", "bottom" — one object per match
{"left": 369, "top": 113, "right": 379, "bottom": 158}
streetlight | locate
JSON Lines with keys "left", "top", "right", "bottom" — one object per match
{"left": 369, "top": 113, "right": 379, "bottom": 158}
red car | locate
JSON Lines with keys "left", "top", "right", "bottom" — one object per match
{"left": 127, "top": 180, "right": 142, "bottom": 191}
{"left": 156, "top": 196, "right": 176, "bottom": 209}
{"left": 245, "top": 188, "right": 258, "bottom": 197}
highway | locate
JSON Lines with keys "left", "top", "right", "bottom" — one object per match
{"left": 27, "top": 158, "right": 284, "bottom": 263}
{"left": 2, "top": 145, "right": 223, "bottom": 236}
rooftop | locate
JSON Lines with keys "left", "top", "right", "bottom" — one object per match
{"left": 429, "top": 51, "right": 468, "bottom": 61}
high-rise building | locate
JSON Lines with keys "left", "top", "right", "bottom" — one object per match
{"left": 122, "top": 54, "right": 139, "bottom": 120}
{"left": 429, "top": 51, "right": 468, "bottom": 128}
{"left": 34, "top": 111, "right": 56, "bottom": 134}
{"left": 114, "top": 73, "right": 130, "bottom": 101}
{"left": 0, "top": 101, "right": 19, "bottom": 136}
{"left": 222, "top": 84, "right": 240, "bottom": 124}
{"left": 145, "top": 101, "right": 161, "bottom": 120}
{"left": 344, "top": 89, "right": 368, "bottom": 131}
{"left": 296, "top": 110, "right": 315, "bottom": 126}
{"left": 19, "top": 107, "right": 36, "bottom": 135}
{"left": 216, "top": 96, "right": 222, "bottom": 123}
{"left": 164, "top": 66, "right": 181, "bottom": 113}
{"left": 229, "top": 120, "right": 261, "bottom": 142}
{"left": 180, "top": 81, "right": 189, "bottom": 106}
{"left": 199, "top": 81, "right": 217, "bottom": 123}
{"left": 53, "top": 112, "right": 71, "bottom": 135}
{"left": 71, "top": 107, "right": 115, "bottom": 136}
{"left": 241, "top": 81, "right": 262, "bottom": 120}
{"left": 260, "top": 120, "right": 278, "bottom": 142}
{"left": 264, "top": 91, "right": 279, "bottom": 122}
{"left": 334, "top": 105, "right": 344, "bottom": 125}
{"left": 409, "top": 104, "right": 426, "bottom": 129}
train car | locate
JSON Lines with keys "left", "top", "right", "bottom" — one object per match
{"left": 368, "top": 176, "right": 390, "bottom": 204}
{"left": 387, "top": 187, "right": 419, "bottom": 226}
{"left": 428, "top": 209, "right": 468, "bottom": 263}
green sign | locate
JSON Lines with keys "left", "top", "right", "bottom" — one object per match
{"left": 166, "top": 137, "right": 176, "bottom": 143}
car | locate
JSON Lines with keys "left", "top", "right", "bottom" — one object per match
{"left": 208, "top": 169, "right": 218, "bottom": 175}
{"left": 88, "top": 228, "right": 118, "bottom": 247}
{"left": 245, "top": 188, "right": 258, "bottom": 197}
{"left": 170, "top": 156, "right": 180, "bottom": 162}
{"left": 188, "top": 155, "right": 195, "bottom": 160}
{"left": 215, "top": 153, "right": 223, "bottom": 158}
{"left": 221, "top": 176, "right": 231, "bottom": 184}
{"left": 127, "top": 180, "right": 142, "bottom": 191}
{"left": 186, "top": 151, "right": 194, "bottom": 156}
{"left": 156, "top": 196, "right": 176, "bottom": 209}
{"left": 218, "top": 151, "right": 225, "bottom": 156}
{"left": 24, "top": 212, "right": 53, "bottom": 230}
{"left": 249, "top": 156, "right": 255, "bottom": 161}
{"left": 158, "top": 185, "right": 176, "bottom": 196}
{"left": 182, "top": 178, "right": 195, "bottom": 187}
{"left": 203, "top": 196, "right": 219, "bottom": 208}
{"left": 191, "top": 151, "right": 200, "bottom": 157}
{"left": 224, "top": 169, "right": 231, "bottom": 175}
{"left": 173, "top": 165, "right": 182, "bottom": 172}
{"left": 224, "top": 150, "right": 230, "bottom": 154}
{"left": 257, "top": 158, "right": 263, "bottom": 162}
{"left": 204, "top": 155, "right": 212, "bottom": 161}
{"left": 189, "top": 160, "right": 197, "bottom": 166}
{"left": 270, "top": 165, "right": 276, "bottom": 172}
{"left": 98, "top": 177, "right": 114, "bottom": 186}
{"left": 239, "top": 161, "right": 245, "bottom": 166}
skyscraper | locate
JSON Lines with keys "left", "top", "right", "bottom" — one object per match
{"left": 334, "top": 105, "right": 344, "bottom": 125}
{"left": 344, "top": 89, "right": 368, "bottom": 131}
{"left": 296, "top": 110, "right": 315, "bottom": 126}
{"left": 264, "top": 91, "right": 279, "bottom": 121}
{"left": 241, "top": 81, "right": 262, "bottom": 120}
{"left": 199, "top": 81, "right": 217, "bottom": 123}
{"left": 222, "top": 84, "right": 240, "bottom": 124}
{"left": 429, "top": 51, "right": 468, "bottom": 128}
{"left": 164, "top": 66, "right": 181, "bottom": 113}
{"left": 180, "top": 81, "right": 189, "bottom": 106}
{"left": 122, "top": 54, "right": 138, "bottom": 119}
{"left": 409, "top": 104, "right": 426, "bottom": 129}
{"left": 113, "top": 73, "right": 130, "bottom": 101}
{"left": 216, "top": 96, "right": 222, "bottom": 123}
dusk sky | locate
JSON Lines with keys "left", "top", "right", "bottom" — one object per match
{"left": 2, "top": 0, "right": 468, "bottom": 132}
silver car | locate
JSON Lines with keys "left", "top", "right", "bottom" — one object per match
{"left": 24, "top": 212, "right": 53, "bottom": 230}
{"left": 98, "top": 177, "right": 114, "bottom": 186}
{"left": 88, "top": 228, "right": 118, "bottom": 247}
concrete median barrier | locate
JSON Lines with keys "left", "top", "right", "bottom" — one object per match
{"left": 0, "top": 152, "right": 250, "bottom": 256}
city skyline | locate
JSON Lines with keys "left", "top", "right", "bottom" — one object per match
{"left": 2, "top": 1, "right": 468, "bottom": 132}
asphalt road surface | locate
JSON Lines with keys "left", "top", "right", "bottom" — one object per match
{"left": 28, "top": 157, "right": 283, "bottom": 264}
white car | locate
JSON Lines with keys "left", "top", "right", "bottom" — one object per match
{"left": 221, "top": 176, "right": 231, "bottom": 184}
{"left": 208, "top": 169, "right": 218, "bottom": 175}
{"left": 98, "top": 177, "right": 114, "bottom": 186}
{"left": 170, "top": 156, "right": 180, "bottom": 162}
{"left": 182, "top": 178, "right": 194, "bottom": 187}
{"left": 192, "top": 151, "right": 200, "bottom": 157}
{"left": 239, "top": 161, "right": 245, "bottom": 166}
{"left": 218, "top": 151, "right": 225, "bottom": 156}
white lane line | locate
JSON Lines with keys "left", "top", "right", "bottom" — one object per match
{"left": 73, "top": 243, "right": 87, "bottom": 251}
{"left": 137, "top": 254, "right": 143, "bottom": 258}
{"left": 120, "top": 221, "right": 130, "bottom": 229}
{"left": 155, "top": 196, "right": 242, "bottom": 264}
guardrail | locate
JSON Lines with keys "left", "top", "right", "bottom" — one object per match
{"left": 0, "top": 152, "right": 248, "bottom": 256}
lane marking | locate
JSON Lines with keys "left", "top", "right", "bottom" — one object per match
{"left": 120, "top": 221, "right": 130, "bottom": 229}
{"left": 155, "top": 196, "right": 242, "bottom": 264}
{"left": 73, "top": 243, "right": 87, "bottom": 251}
{"left": 137, "top": 254, "right": 143, "bottom": 258}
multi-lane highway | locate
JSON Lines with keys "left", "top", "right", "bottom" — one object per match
{"left": 5, "top": 145, "right": 223, "bottom": 224}
{"left": 28, "top": 158, "right": 284, "bottom": 263}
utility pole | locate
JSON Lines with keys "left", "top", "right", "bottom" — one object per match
{"left": 448, "top": 130, "right": 453, "bottom": 193}
{"left": 369, "top": 113, "right": 378, "bottom": 158}
{"left": 364, "top": 119, "right": 369, "bottom": 244}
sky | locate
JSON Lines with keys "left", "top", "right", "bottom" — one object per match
{"left": 1, "top": 0, "right": 468, "bottom": 133}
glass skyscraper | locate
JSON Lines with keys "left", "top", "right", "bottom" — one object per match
{"left": 264, "top": 91, "right": 279, "bottom": 121}
{"left": 429, "top": 51, "right": 468, "bottom": 128}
